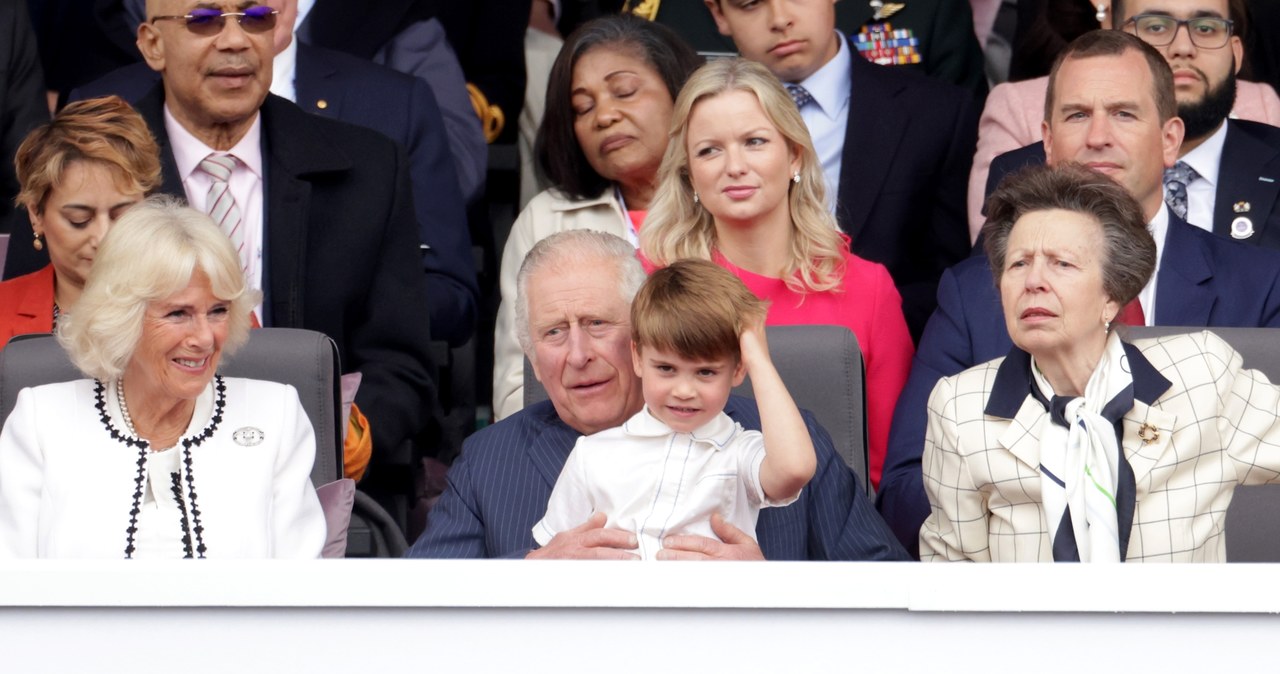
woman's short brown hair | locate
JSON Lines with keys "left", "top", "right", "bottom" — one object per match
{"left": 14, "top": 95, "right": 161, "bottom": 214}
{"left": 982, "top": 163, "right": 1156, "bottom": 306}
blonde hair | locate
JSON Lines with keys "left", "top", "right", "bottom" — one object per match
{"left": 58, "top": 196, "right": 261, "bottom": 381}
{"left": 642, "top": 58, "right": 846, "bottom": 294}
{"left": 14, "top": 95, "right": 161, "bottom": 213}
{"left": 631, "top": 258, "right": 767, "bottom": 361}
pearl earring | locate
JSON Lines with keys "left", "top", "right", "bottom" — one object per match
{"left": 32, "top": 233, "right": 43, "bottom": 251}
{"left": 1096, "top": 3, "right": 1107, "bottom": 23}
{"left": 693, "top": 192, "right": 699, "bottom": 204}
{"left": 792, "top": 171, "right": 801, "bottom": 184}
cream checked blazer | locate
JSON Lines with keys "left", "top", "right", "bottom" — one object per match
{"left": 920, "top": 331, "right": 1280, "bottom": 562}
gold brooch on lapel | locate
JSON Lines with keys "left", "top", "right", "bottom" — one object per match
{"left": 1138, "top": 423, "right": 1159, "bottom": 445}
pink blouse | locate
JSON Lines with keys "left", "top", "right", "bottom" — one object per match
{"left": 710, "top": 249, "right": 914, "bottom": 489}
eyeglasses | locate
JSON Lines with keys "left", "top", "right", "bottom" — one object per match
{"left": 1124, "top": 13, "right": 1234, "bottom": 49}
{"left": 150, "top": 6, "right": 278, "bottom": 36}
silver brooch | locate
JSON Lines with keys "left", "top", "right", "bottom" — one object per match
{"left": 1231, "top": 216, "right": 1255, "bottom": 239}
{"left": 233, "top": 427, "right": 265, "bottom": 446}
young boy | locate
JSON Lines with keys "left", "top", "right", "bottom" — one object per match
{"left": 532, "top": 259, "right": 818, "bottom": 560}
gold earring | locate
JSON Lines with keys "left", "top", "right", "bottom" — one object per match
{"left": 32, "top": 233, "right": 43, "bottom": 251}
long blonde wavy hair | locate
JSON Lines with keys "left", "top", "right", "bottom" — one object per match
{"left": 641, "top": 58, "right": 846, "bottom": 294}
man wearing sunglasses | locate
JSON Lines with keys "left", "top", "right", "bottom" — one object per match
{"left": 124, "top": 0, "right": 441, "bottom": 475}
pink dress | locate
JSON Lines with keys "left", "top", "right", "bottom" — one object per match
{"left": 710, "top": 249, "right": 914, "bottom": 489}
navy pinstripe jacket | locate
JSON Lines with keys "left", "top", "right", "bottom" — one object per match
{"left": 406, "top": 397, "right": 908, "bottom": 560}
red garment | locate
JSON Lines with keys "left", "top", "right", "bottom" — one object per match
{"left": 0, "top": 265, "right": 56, "bottom": 351}
{"left": 709, "top": 249, "right": 914, "bottom": 489}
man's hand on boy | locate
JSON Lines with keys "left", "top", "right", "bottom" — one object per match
{"left": 656, "top": 513, "right": 765, "bottom": 561}
{"left": 525, "top": 512, "right": 641, "bottom": 560}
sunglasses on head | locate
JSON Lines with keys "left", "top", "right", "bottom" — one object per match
{"left": 150, "top": 5, "right": 278, "bottom": 36}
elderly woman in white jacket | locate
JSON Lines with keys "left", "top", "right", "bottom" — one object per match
{"left": 0, "top": 197, "right": 324, "bottom": 558}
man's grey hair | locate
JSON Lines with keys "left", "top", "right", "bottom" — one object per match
{"left": 514, "top": 229, "right": 647, "bottom": 355}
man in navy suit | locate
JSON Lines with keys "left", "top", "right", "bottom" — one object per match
{"left": 877, "top": 31, "right": 1280, "bottom": 556}
{"left": 701, "top": 0, "right": 979, "bottom": 340}
{"left": 987, "top": 0, "right": 1280, "bottom": 252}
{"left": 406, "top": 230, "right": 907, "bottom": 560}
{"left": 6, "top": 0, "right": 479, "bottom": 346}
{"left": 98, "top": 0, "right": 439, "bottom": 470}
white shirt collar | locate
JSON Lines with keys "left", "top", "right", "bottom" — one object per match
{"left": 163, "top": 105, "right": 265, "bottom": 182}
{"left": 795, "top": 31, "right": 852, "bottom": 122}
{"left": 1178, "top": 120, "right": 1229, "bottom": 189}
{"left": 1137, "top": 202, "right": 1170, "bottom": 325}
{"left": 270, "top": 35, "right": 299, "bottom": 103}
{"left": 622, "top": 406, "right": 739, "bottom": 448}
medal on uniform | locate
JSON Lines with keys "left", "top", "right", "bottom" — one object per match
{"left": 854, "top": 21, "right": 921, "bottom": 66}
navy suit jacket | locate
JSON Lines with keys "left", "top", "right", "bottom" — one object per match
{"left": 24, "top": 44, "right": 479, "bottom": 345}
{"left": 876, "top": 214, "right": 1280, "bottom": 556}
{"left": 406, "top": 397, "right": 909, "bottom": 560}
{"left": 984, "top": 119, "right": 1280, "bottom": 251}
{"left": 837, "top": 56, "right": 979, "bottom": 340}
{"left": 114, "top": 85, "right": 436, "bottom": 464}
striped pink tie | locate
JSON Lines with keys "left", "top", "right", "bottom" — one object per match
{"left": 199, "top": 154, "right": 247, "bottom": 274}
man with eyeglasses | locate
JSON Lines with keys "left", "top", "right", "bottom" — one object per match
{"left": 124, "top": 0, "right": 441, "bottom": 477}
{"left": 984, "top": 0, "right": 1280, "bottom": 249}
{"left": 965, "top": 0, "right": 1280, "bottom": 242}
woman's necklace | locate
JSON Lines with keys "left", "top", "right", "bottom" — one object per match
{"left": 116, "top": 377, "right": 138, "bottom": 438}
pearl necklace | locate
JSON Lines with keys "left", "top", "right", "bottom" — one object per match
{"left": 115, "top": 377, "right": 139, "bottom": 438}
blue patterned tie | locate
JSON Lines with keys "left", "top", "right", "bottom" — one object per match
{"left": 785, "top": 83, "right": 814, "bottom": 109}
{"left": 1163, "top": 161, "right": 1199, "bottom": 220}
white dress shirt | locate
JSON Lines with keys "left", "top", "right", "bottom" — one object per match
{"left": 533, "top": 406, "right": 798, "bottom": 560}
{"left": 1136, "top": 203, "right": 1170, "bottom": 326}
{"left": 1176, "top": 121, "right": 1228, "bottom": 233}
{"left": 793, "top": 31, "right": 852, "bottom": 210}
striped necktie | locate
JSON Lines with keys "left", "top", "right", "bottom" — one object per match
{"left": 199, "top": 153, "right": 247, "bottom": 274}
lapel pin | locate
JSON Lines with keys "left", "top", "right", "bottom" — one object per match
{"left": 1138, "top": 423, "right": 1159, "bottom": 445}
{"left": 315, "top": 99, "right": 329, "bottom": 110}
{"left": 1234, "top": 201, "right": 1251, "bottom": 213}
{"left": 869, "top": 0, "right": 905, "bottom": 20}
{"left": 233, "top": 427, "right": 265, "bottom": 447}
{"left": 1231, "top": 216, "right": 1255, "bottom": 239}
{"left": 1261, "top": 177, "right": 1276, "bottom": 184}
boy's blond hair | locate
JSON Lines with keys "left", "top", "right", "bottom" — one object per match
{"left": 631, "top": 259, "right": 767, "bottom": 361}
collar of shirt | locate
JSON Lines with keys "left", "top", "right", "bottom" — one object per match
{"left": 297, "top": 0, "right": 315, "bottom": 27}
{"left": 623, "top": 406, "right": 740, "bottom": 448}
{"left": 271, "top": 36, "right": 299, "bottom": 103}
{"left": 1137, "top": 202, "right": 1170, "bottom": 325}
{"left": 1178, "top": 121, "right": 1227, "bottom": 232}
{"left": 164, "top": 106, "right": 265, "bottom": 184}
{"left": 1179, "top": 120, "right": 1227, "bottom": 192}
{"left": 795, "top": 30, "right": 852, "bottom": 122}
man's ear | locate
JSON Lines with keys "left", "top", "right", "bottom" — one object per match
{"left": 137, "top": 23, "right": 165, "bottom": 72}
{"left": 731, "top": 357, "right": 746, "bottom": 387}
{"left": 632, "top": 341, "right": 645, "bottom": 378}
{"left": 705, "top": 0, "right": 733, "bottom": 36}
{"left": 1041, "top": 120, "right": 1055, "bottom": 166}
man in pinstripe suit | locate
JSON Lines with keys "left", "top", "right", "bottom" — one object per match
{"left": 406, "top": 230, "right": 907, "bottom": 560}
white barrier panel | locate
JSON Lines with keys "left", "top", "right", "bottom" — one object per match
{"left": 2, "top": 560, "right": 1278, "bottom": 672}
